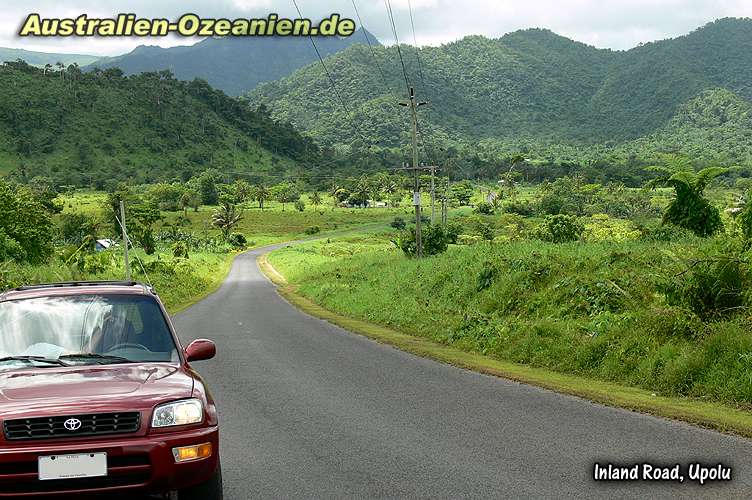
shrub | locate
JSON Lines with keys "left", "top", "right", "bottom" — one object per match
{"left": 473, "top": 201, "right": 495, "bottom": 215}
{"left": 664, "top": 256, "right": 747, "bottom": 320}
{"left": 639, "top": 223, "right": 696, "bottom": 242}
{"left": 503, "top": 200, "right": 535, "bottom": 216}
{"left": 59, "top": 213, "right": 97, "bottom": 245}
{"left": 469, "top": 216, "right": 495, "bottom": 242}
{"left": 0, "top": 229, "right": 25, "bottom": 262}
{"left": 396, "top": 224, "right": 448, "bottom": 257}
{"left": 533, "top": 214, "right": 584, "bottom": 243}
{"left": 304, "top": 226, "right": 321, "bottom": 235}
{"left": 476, "top": 261, "right": 497, "bottom": 291}
{"left": 228, "top": 232, "right": 248, "bottom": 249}
{"left": 390, "top": 217, "right": 406, "bottom": 230}
{"left": 457, "top": 234, "right": 482, "bottom": 245}
{"left": 445, "top": 219, "right": 464, "bottom": 244}
{"left": 172, "top": 241, "right": 189, "bottom": 258}
{"left": 294, "top": 199, "right": 306, "bottom": 212}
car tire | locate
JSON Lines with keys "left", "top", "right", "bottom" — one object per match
{"left": 178, "top": 462, "right": 223, "bottom": 500}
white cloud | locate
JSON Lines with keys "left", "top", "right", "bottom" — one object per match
{"left": 1, "top": 0, "right": 750, "bottom": 56}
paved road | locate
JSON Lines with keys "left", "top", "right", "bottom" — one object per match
{"left": 174, "top": 244, "right": 752, "bottom": 499}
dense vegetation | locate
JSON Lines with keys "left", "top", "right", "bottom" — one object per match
{"left": 268, "top": 170, "right": 752, "bottom": 407}
{"left": 0, "top": 61, "right": 333, "bottom": 187}
{"left": 251, "top": 18, "right": 752, "bottom": 172}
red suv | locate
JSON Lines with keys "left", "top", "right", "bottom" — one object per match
{"left": 0, "top": 281, "right": 222, "bottom": 499}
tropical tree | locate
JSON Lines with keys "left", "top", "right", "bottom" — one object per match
{"left": 211, "top": 202, "right": 243, "bottom": 240}
{"left": 254, "top": 184, "right": 270, "bottom": 210}
{"left": 646, "top": 158, "right": 728, "bottom": 237}
{"left": 310, "top": 191, "right": 322, "bottom": 208}
{"left": 232, "top": 179, "right": 253, "bottom": 204}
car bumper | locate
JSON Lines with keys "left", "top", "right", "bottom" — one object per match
{"left": 0, "top": 425, "right": 219, "bottom": 497}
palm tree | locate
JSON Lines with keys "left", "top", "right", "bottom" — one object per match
{"left": 646, "top": 156, "right": 730, "bottom": 236}
{"left": 211, "top": 202, "right": 243, "bottom": 240}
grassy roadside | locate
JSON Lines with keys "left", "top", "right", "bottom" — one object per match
{"left": 258, "top": 253, "right": 752, "bottom": 439}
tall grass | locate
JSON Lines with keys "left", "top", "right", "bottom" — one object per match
{"left": 269, "top": 235, "right": 752, "bottom": 407}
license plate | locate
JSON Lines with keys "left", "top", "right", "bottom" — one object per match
{"left": 38, "top": 452, "right": 107, "bottom": 481}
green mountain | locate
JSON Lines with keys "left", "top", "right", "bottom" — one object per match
{"left": 0, "top": 47, "right": 107, "bottom": 67}
{"left": 250, "top": 18, "right": 752, "bottom": 163}
{"left": 0, "top": 60, "right": 326, "bottom": 186}
{"left": 88, "top": 29, "right": 379, "bottom": 96}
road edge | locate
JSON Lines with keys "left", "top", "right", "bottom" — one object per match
{"left": 258, "top": 252, "right": 752, "bottom": 440}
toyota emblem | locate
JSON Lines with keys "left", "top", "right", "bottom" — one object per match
{"left": 63, "top": 418, "right": 82, "bottom": 431}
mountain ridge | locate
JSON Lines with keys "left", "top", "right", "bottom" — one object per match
{"left": 86, "top": 28, "right": 380, "bottom": 96}
{"left": 250, "top": 17, "right": 752, "bottom": 160}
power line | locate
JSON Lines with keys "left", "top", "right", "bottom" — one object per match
{"left": 406, "top": 0, "right": 425, "bottom": 88}
{"left": 383, "top": 0, "right": 411, "bottom": 95}
{"left": 350, "top": 0, "right": 390, "bottom": 90}
{"left": 291, "top": 0, "right": 372, "bottom": 147}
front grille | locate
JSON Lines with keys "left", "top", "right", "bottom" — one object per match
{"left": 3, "top": 412, "right": 140, "bottom": 440}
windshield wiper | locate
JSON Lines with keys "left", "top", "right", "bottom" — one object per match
{"left": 0, "top": 356, "right": 70, "bottom": 367}
{"left": 59, "top": 353, "right": 132, "bottom": 364}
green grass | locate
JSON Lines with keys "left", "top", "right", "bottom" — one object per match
{"left": 259, "top": 252, "right": 752, "bottom": 438}
{"left": 0, "top": 248, "right": 235, "bottom": 314}
{"left": 267, "top": 230, "right": 752, "bottom": 412}
{"left": 55, "top": 190, "right": 411, "bottom": 247}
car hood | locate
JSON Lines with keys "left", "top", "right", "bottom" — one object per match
{"left": 0, "top": 363, "right": 195, "bottom": 420}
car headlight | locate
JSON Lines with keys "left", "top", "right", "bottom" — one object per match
{"left": 152, "top": 399, "right": 203, "bottom": 428}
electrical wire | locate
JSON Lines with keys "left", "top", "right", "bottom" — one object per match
{"left": 350, "top": 0, "right": 390, "bottom": 91}
{"left": 383, "top": 0, "right": 412, "bottom": 95}
{"left": 290, "top": 0, "right": 373, "bottom": 147}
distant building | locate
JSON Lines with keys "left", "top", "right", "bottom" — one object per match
{"left": 95, "top": 239, "right": 118, "bottom": 252}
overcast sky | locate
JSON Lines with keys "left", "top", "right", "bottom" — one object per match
{"left": 1, "top": 0, "right": 751, "bottom": 56}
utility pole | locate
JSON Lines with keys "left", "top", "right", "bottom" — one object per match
{"left": 441, "top": 176, "right": 448, "bottom": 226}
{"left": 120, "top": 201, "right": 131, "bottom": 281}
{"left": 399, "top": 87, "right": 428, "bottom": 258}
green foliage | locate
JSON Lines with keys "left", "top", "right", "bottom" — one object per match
{"left": 396, "top": 224, "right": 449, "bottom": 257}
{"left": 59, "top": 212, "right": 97, "bottom": 245}
{"left": 473, "top": 201, "right": 495, "bottom": 215}
{"left": 451, "top": 181, "right": 473, "bottom": 206}
{"left": 534, "top": 214, "right": 584, "bottom": 243}
{"left": 390, "top": 217, "right": 406, "bottom": 230}
{"left": 211, "top": 202, "right": 243, "bottom": 241}
{"left": 647, "top": 161, "right": 727, "bottom": 237}
{"left": 502, "top": 200, "right": 535, "bottom": 216}
{"left": 129, "top": 203, "right": 163, "bottom": 255}
{"left": 0, "top": 65, "right": 325, "bottom": 187}
{"left": 228, "top": 232, "right": 248, "bottom": 249}
{"left": 172, "top": 241, "right": 190, "bottom": 258}
{"left": 304, "top": 226, "right": 321, "bottom": 235}
{"left": 251, "top": 20, "right": 752, "bottom": 176}
{"left": 0, "top": 179, "right": 53, "bottom": 263}
{"left": 268, "top": 231, "right": 752, "bottom": 405}
{"left": 664, "top": 253, "right": 748, "bottom": 321}
{"left": 294, "top": 199, "right": 306, "bottom": 212}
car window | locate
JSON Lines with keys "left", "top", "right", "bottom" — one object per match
{"left": 0, "top": 294, "right": 178, "bottom": 366}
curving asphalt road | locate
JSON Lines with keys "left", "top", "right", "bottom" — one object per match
{"left": 174, "top": 244, "right": 752, "bottom": 499}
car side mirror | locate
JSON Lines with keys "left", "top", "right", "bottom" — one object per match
{"left": 185, "top": 339, "right": 216, "bottom": 362}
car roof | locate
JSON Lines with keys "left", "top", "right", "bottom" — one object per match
{"left": 0, "top": 281, "right": 156, "bottom": 302}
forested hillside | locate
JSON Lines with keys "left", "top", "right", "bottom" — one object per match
{"left": 89, "top": 29, "right": 378, "bottom": 96}
{"left": 251, "top": 18, "right": 752, "bottom": 165}
{"left": 0, "top": 60, "right": 330, "bottom": 187}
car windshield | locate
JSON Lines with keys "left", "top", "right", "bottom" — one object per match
{"left": 0, "top": 294, "right": 178, "bottom": 369}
